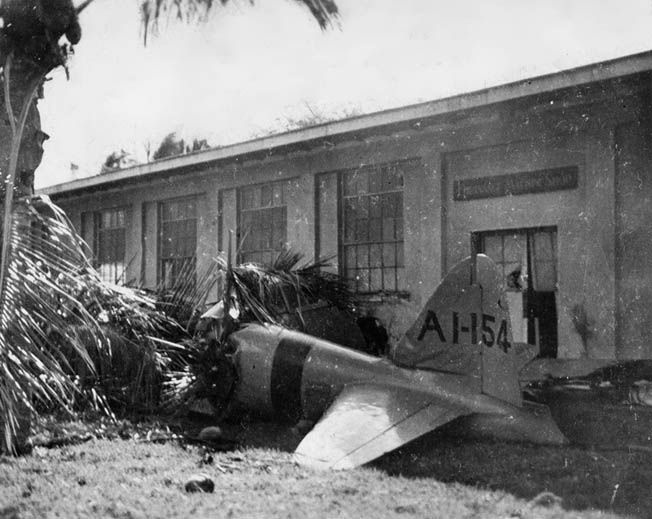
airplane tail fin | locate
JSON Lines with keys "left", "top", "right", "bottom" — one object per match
{"left": 390, "top": 254, "right": 528, "bottom": 407}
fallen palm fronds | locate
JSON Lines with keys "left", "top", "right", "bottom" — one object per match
{"left": 0, "top": 195, "right": 192, "bottom": 453}
{"left": 160, "top": 248, "right": 360, "bottom": 413}
{"left": 220, "top": 248, "right": 357, "bottom": 328}
{"left": 0, "top": 196, "right": 111, "bottom": 453}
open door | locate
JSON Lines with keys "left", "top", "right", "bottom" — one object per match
{"left": 474, "top": 227, "right": 558, "bottom": 358}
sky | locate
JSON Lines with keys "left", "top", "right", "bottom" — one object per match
{"left": 35, "top": 0, "right": 652, "bottom": 188}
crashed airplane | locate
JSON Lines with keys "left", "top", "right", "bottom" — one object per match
{"left": 221, "top": 254, "right": 567, "bottom": 470}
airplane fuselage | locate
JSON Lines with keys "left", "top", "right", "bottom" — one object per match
{"left": 227, "top": 323, "right": 565, "bottom": 445}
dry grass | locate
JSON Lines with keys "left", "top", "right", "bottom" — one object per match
{"left": 0, "top": 416, "right": 648, "bottom": 519}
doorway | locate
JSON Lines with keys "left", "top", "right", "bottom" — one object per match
{"left": 474, "top": 227, "right": 558, "bottom": 358}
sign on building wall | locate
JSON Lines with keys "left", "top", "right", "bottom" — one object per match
{"left": 453, "top": 165, "right": 579, "bottom": 201}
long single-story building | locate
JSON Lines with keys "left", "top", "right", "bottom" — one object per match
{"left": 41, "top": 50, "right": 652, "bottom": 361}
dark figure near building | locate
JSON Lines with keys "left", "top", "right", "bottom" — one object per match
{"left": 356, "top": 316, "right": 389, "bottom": 357}
{"left": 507, "top": 267, "right": 523, "bottom": 291}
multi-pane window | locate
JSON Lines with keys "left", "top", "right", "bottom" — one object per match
{"left": 478, "top": 227, "right": 557, "bottom": 291}
{"left": 529, "top": 230, "right": 557, "bottom": 292}
{"left": 238, "top": 181, "right": 287, "bottom": 265}
{"left": 158, "top": 197, "right": 197, "bottom": 288}
{"left": 341, "top": 160, "right": 408, "bottom": 293}
{"left": 93, "top": 208, "right": 127, "bottom": 284}
{"left": 480, "top": 231, "right": 527, "bottom": 291}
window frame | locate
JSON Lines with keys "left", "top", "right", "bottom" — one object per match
{"left": 92, "top": 206, "right": 128, "bottom": 285}
{"left": 473, "top": 226, "right": 558, "bottom": 292}
{"left": 236, "top": 179, "right": 288, "bottom": 265}
{"left": 157, "top": 196, "right": 198, "bottom": 288}
{"left": 338, "top": 159, "right": 415, "bottom": 295}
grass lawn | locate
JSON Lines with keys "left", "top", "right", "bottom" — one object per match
{"left": 1, "top": 416, "right": 650, "bottom": 519}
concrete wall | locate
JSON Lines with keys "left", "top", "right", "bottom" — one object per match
{"left": 63, "top": 174, "right": 217, "bottom": 287}
{"left": 53, "top": 76, "right": 652, "bottom": 359}
{"left": 316, "top": 172, "right": 338, "bottom": 272}
{"left": 306, "top": 134, "right": 442, "bottom": 343}
{"left": 443, "top": 135, "right": 606, "bottom": 358}
{"left": 615, "top": 117, "right": 652, "bottom": 359}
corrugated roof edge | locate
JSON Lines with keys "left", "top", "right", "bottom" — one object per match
{"left": 39, "top": 49, "right": 652, "bottom": 197}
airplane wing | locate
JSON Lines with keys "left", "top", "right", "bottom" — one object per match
{"left": 293, "top": 384, "right": 467, "bottom": 470}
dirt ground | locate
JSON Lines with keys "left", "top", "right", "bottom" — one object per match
{"left": 1, "top": 393, "right": 652, "bottom": 519}
{"left": 1, "top": 422, "right": 648, "bottom": 519}
{"left": 222, "top": 417, "right": 652, "bottom": 518}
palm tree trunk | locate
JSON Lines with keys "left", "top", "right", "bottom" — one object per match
{"left": 0, "top": 61, "right": 45, "bottom": 453}
{"left": 0, "top": 64, "right": 45, "bottom": 198}
{"left": 0, "top": 0, "right": 83, "bottom": 195}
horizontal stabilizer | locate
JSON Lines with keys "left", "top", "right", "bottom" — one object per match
{"left": 293, "top": 384, "right": 465, "bottom": 470}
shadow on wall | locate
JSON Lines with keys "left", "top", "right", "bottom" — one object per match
{"left": 570, "top": 303, "right": 595, "bottom": 357}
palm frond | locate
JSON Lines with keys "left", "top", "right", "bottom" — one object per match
{"left": 154, "top": 257, "right": 221, "bottom": 331}
{"left": 139, "top": 0, "right": 339, "bottom": 43}
{"left": 69, "top": 273, "right": 184, "bottom": 413}
{"left": 0, "top": 195, "right": 192, "bottom": 451}
{"left": 155, "top": 336, "right": 205, "bottom": 407}
{"left": 74, "top": 325, "right": 166, "bottom": 413}
{"left": 218, "top": 248, "right": 357, "bottom": 328}
{"left": 272, "top": 250, "right": 357, "bottom": 313}
{"left": 160, "top": 248, "right": 358, "bottom": 411}
{"left": 0, "top": 196, "right": 109, "bottom": 452}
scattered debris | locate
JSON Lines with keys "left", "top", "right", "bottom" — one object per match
{"left": 198, "top": 426, "right": 223, "bottom": 442}
{"left": 28, "top": 415, "right": 188, "bottom": 450}
{"left": 188, "top": 399, "right": 218, "bottom": 418}
{"left": 528, "top": 360, "right": 652, "bottom": 408}
{"left": 628, "top": 381, "right": 652, "bottom": 406}
{"left": 200, "top": 451, "right": 214, "bottom": 466}
{"left": 184, "top": 473, "right": 215, "bottom": 493}
{"left": 528, "top": 491, "right": 563, "bottom": 508}
{"left": 141, "top": 428, "right": 181, "bottom": 444}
